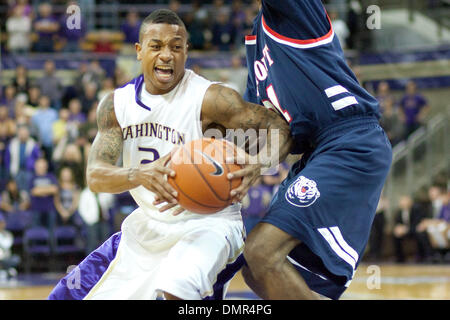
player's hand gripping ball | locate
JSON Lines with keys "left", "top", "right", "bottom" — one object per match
{"left": 168, "top": 138, "right": 242, "bottom": 214}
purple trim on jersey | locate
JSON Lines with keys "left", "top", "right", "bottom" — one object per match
{"left": 203, "top": 253, "right": 245, "bottom": 300}
{"left": 47, "top": 232, "right": 122, "bottom": 300}
{"left": 134, "top": 74, "right": 152, "bottom": 111}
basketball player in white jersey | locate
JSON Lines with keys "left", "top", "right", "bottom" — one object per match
{"left": 48, "top": 9, "right": 292, "bottom": 300}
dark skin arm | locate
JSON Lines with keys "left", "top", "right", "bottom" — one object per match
{"left": 86, "top": 92, "right": 178, "bottom": 203}
{"left": 202, "top": 84, "right": 293, "bottom": 202}
{"left": 155, "top": 84, "right": 293, "bottom": 213}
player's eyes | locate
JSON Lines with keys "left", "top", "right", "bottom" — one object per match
{"left": 150, "top": 45, "right": 160, "bottom": 50}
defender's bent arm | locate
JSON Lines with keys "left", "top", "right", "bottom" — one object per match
{"left": 202, "top": 84, "right": 293, "bottom": 201}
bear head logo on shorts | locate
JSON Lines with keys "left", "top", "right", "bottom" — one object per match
{"left": 285, "top": 176, "right": 321, "bottom": 207}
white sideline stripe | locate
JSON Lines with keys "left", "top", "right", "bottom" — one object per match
{"left": 325, "top": 85, "right": 349, "bottom": 98}
{"left": 287, "top": 256, "right": 328, "bottom": 281}
{"left": 329, "top": 227, "right": 359, "bottom": 263}
{"left": 318, "top": 228, "right": 356, "bottom": 270}
{"left": 245, "top": 39, "right": 256, "bottom": 45}
{"left": 331, "top": 96, "right": 358, "bottom": 111}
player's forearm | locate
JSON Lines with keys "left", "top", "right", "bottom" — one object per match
{"left": 87, "top": 163, "right": 141, "bottom": 194}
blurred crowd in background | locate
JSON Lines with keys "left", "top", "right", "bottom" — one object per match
{"left": 1, "top": 0, "right": 374, "bottom": 54}
{"left": 0, "top": 0, "right": 449, "bottom": 279}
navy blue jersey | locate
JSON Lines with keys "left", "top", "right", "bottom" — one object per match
{"left": 244, "top": 0, "right": 380, "bottom": 153}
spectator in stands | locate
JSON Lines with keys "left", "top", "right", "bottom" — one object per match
{"left": 29, "top": 158, "right": 58, "bottom": 232}
{"left": 0, "top": 213, "right": 20, "bottom": 281}
{"left": 209, "top": 0, "right": 230, "bottom": 23}
{"left": 4, "top": 125, "right": 41, "bottom": 191}
{"left": 346, "top": 0, "right": 363, "bottom": 50}
{"left": 78, "top": 187, "right": 114, "bottom": 255}
{"left": 410, "top": 189, "right": 434, "bottom": 262}
{"left": 399, "top": 80, "right": 430, "bottom": 139}
{"left": 0, "top": 106, "right": 16, "bottom": 140}
{"left": 54, "top": 167, "right": 81, "bottom": 227}
{"left": 366, "top": 194, "right": 387, "bottom": 261}
{"left": 39, "top": 60, "right": 65, "bottom": 110}
{"left": 26, "top": 86, "right": 41, "bottom": 109}
{"left": 30, "top": 95, "right": 58, "bottom": 163}
{"left": 80, "top": 82, "right": 99, "bottom": 115}
{"left": 112, "top": 191, "right": 137, "bottom": 232}
{"left": 392, "top": 191, "right": 432, "bottom": 263}
{"left": 0, "top": 179, "right": 30, "bottom": 214}
{"left": 15, "top": 100, "right": 33, "bottom": 128}
{"left": 86, "top": 61, "right": 106, "bottom": 91}
{"left": 379, "top": 97, "right": 404, "bottom": 146}
{"left": 211, "top": 10, "right": 236, "bottom": 51}
{"left": 428, "top": 182, "right": 446, "bottom": 219}
{"left": 376, "top": 81, "right": 395, "bottom": 113}
{"left": 52, "top": 108, "right": 78, "bottom": 145}
{"left": 32, "top": 2, "right": 60, "bottom": 52}
{"left": 242, "top": 6, "right": 257, "bottom": 38}
{"left": 73, "top": 62, "right": 89, "bottom": 97}
{"left": 114, "top": 66, "right": 131, "bottom": 88}
{"left": 11, "top": 65, "right": 31, "bottom": 98}
{"left": 192, "top": 0, "right": 208, "bottom": 24}
{"left": 79, "top": 106, "right": 98, "bottom": 146}
{"left": 52, "top": 108, "right": 69, "bottom": 145}
{"left": 416, "top": 184, "right": 450, "bottom": 262}
{"left": 183, "top": 10, "right": 206, "bottom": 50}
{"left": 68, "top": 98, "right": 86, "bottom": 126}
{"left": 241, "top": 177, "right": 272, "bottom": 234}
{"left": 54, "top": 143, "right": 85, "bottom": 189}
{"left": 329, "top": 9, "right": 349, "bottom": 50}
{"left": 120, "top": 10, "right": 141, "bottom": 54}
{"left": 168, "top": 0, "right": 182, "bottom": 16}
{"left": 0, "top": 85, "right": 17, "bottom": 118}
{"left": 97, "top": 77, "right": 115, "bottom": 102}
{"left": 0, "top": 129, "right": 8, "bottom": 190}
{"left": 230, "top": 0, "right": 247, "bottom": 49}
{"left": 10, "top": 0, "right": 33, "bottom": 18}
{"left": 6, "top": 4, "right": 32, "bottom": 54}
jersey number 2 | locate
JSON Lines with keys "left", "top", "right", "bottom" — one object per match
{"left": 138, "top": 147, "right": 160, "bottom": 164}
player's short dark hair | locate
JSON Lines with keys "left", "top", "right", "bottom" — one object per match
{"left": 139, "top": 9, "right": 186, "bottom": 42}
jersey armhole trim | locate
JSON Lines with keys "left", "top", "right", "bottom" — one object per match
{"left": 134, "top": 75, "right": 152, "bottom": 112}
{"left": 245, "top": 35, "right": 257, "bottom": 45}
{"left": 261, "top": 14, "right": 334, "bottom": 49}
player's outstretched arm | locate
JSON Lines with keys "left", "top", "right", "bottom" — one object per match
{"left": 202, "top": 84, "right": 293, "bottom": 202}
{"left": 86, "top": 92, "right": 178, "bottom": 203}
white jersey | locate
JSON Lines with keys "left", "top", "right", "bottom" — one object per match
{"left": 113, "top": 69, "right": 242, "bottom": 224}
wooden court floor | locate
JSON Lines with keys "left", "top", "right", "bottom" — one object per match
{"left": 0, "top": 263, "right": 449, "bottom": 300}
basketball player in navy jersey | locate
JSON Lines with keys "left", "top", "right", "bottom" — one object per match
{"left": 48, "top": 9, "right": 291, "bottom": 300}
{"left": 229, "top": 0, "right": 392, "bottom": 299}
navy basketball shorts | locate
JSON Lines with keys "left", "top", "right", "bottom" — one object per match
{"left": 261, "top": 117, "right": 392, "bottom": 300}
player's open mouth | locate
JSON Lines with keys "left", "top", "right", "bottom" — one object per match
{"left": 154, "top": 66, "right": 174, "bottom": 83}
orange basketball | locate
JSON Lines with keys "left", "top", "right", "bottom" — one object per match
{"left": 168, "top": 138, "right": 242, "bottom": 214}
